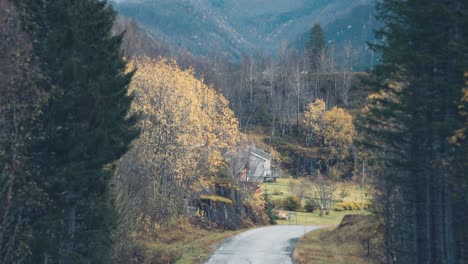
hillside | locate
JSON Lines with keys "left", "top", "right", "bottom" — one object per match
{"left": 293, "top": 215, "right": 382, "bottom": 263}
{"left": 111, "top": 0, "right": 377, "bottom": 67}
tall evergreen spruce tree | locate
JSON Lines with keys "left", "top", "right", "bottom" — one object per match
{"left": 360, "top": 0, "right": 467, "bottom": 263}
{"left": 16, "top": 0, "right": 139, "bottom": 263}
{"left": 306, "top": 23, "right": 326, "bottom": 72}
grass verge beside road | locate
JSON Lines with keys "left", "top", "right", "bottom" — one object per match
{"left": 116, "top": 219, "right": 246, "bottom": 264}
{"left": 173, "top": 228, "right": 244, "bottom": 264}
{"left": 293, "top": 215, "right": 382, "bottom": 264}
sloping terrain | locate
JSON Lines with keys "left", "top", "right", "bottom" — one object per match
{"left": 111, "top": 0, "right": 377, "bottom": 63}
{"left": 293, "top": 215, "right": 383, "bottom": 264}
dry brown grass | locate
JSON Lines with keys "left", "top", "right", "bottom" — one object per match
{"left": 293, "top": 215, "right": 383, "bottom": 264}
{"left": 150, "top": 219, "right": 247, "bottom": 264}
{"left": 114, "top": 218, "right": 247, "bottom": 264}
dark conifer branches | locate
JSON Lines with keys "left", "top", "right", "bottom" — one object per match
{"left": 14, "top": 0, "right": 139, "bottom": 262}
{"left": 360, "top": 0, "right": 467, "bottom": 263}
{"left": 306, "top": 23, "right": 326, "bottom": 72}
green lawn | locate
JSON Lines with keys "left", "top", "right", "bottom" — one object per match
{"left": 263, "top": 177, "right": 293, "bottom": 199}
{"left": 275, "top": 210, "right": 368, "bottom": 226}
{"left": 339, "top": 183, "right": 369, "bottom": 202}
{"left": 262, "top": 177, "right": 371, "bottom": 202}
{"left": 262, "top": 177, "right": 372, "bottom": 226}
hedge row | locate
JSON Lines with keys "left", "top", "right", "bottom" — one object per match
{"left": 334, "top": 200, "right": 371, "bottom": 211}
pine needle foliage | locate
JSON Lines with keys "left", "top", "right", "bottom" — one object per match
{"left": 359, "top": 1, "right": 467, "bottom": 262}
{"left": 15, "top": 0, "right": 139, "bottom": 262}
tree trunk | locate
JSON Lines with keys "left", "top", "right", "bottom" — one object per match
{"left": 61, "top": 206, "right": 76, "bottom": 264}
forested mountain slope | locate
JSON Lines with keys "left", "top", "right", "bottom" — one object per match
{"left": 112, "top": 0, "right": 377, "bottom": 67}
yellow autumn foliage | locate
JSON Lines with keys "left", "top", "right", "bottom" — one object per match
{"left": 304, "top": 99, "right": 355, "bottom": 163}
{"left": 129, "top": 56, "right": 240, "bottom": 181}
{"left": 304, "top": 99, "right": 326, "bottom": 138}
{"left": 322, "top": 107, "right": 355, "bottom": 160}
{"left": 116, "top": 57, "right": 241, "bottom": 224}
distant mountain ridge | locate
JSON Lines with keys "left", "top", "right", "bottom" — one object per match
{"left": 112, "top": 0, "right": 377, "bottom": 67}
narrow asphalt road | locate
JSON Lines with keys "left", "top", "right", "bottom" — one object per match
{"left": 206, "top": 225, "right": 321, "bottom": 264}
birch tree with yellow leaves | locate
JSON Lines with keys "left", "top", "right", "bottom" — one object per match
{"left": 115, "top": 57, "right": 241, "bottom": 227}
{"left": 304, "top": 99, "right": 326, "bottom": 146}
{"left": 304, "top": 99, "right": 355, "bottom": 179}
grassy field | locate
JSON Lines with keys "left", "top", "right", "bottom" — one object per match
{"left": 275, "top": 210, "right": 367, "bottom": 226}
{"left": 262, "top": 177, "right": 371, "bottom": 226}
{"left": 262, "top": 177, "right": 291, "bottom": 198}
{"left": 263, "top": 177, "right": 369, "bottom": 202}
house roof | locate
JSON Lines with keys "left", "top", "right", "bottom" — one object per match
{"left": 250, "top": 146, "right": 272, "bottom": 161}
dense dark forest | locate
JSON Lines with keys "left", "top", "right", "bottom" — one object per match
{"left": 360, "top": 1, "right": 468, "bottom": 262}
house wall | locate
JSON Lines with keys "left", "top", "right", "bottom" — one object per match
{"left": 248, "top": 155, "right": 271, "bottom": 181}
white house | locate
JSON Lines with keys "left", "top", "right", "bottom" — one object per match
{"left": 246, "top": 145, "right": 277, "bottom": 182}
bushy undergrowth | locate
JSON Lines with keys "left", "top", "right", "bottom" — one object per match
{"left": 271, "top": 189, "right": 283, "bottom": 195}
{"left": 263, "top": 192, "right": 277, "bottom": 225}
{"left": 271, "top": 198, "right": 283, "bottom": 209}
{"left": 282, "top": 195, "right": 301, "bottom": 211}
{"left": 334, "top": 201, "right": 371, "bottom": 211}
{"left": 113, "top": 237, "right": 182, "bottom": 264}
{"left": 304, "top": 199, "right": 318, "bottom": 212}
{"left": 113, "top": 217, "right": 244, "bottom": 264}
